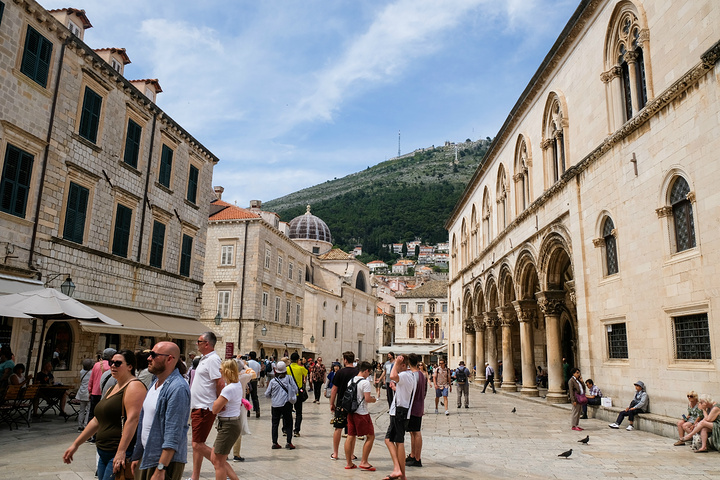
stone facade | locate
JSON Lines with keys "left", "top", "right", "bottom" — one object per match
{"left": 0, "top": 1, "right": 218, "bottom": 385}
{"left": 447, "top": 0, "right": 720, "bottom": 412}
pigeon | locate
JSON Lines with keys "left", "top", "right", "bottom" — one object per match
{"left": 511, "top": 407, "right": 516, "bottom": 413}
{"left": 578, "top": 436, "right": 589, "bottom": 444}
{"left": 558, "top": 449, "right": 573, "bottom": 459}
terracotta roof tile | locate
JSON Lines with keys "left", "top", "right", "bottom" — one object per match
{"left": 396, "top": 280, "right": 447, "bottom": 299}
{"left": 209, "top": 201, "right": 260, "bottom": 221}
{"left": 317, "top": 248, "right": 353, "bottom": 260}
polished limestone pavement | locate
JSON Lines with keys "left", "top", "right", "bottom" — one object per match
{"left": 1, "top": 382, "right": 718, "bottom": 479}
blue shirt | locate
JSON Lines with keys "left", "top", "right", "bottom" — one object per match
{"left": 131, "top": 369, "right": 190, "bottom": 469}
{"left": 264, "top": 375, "right": 297, "bottom": 407}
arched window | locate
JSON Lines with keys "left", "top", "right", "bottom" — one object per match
{"left": 496, "top": 164, "right": 508, "bottom": 231}
{"left": 451, "top": 234, "right": 458, "bottom": 276}
{"left": 470, "top": 205, "right": 478, "bottom": 259}
{"left": 514, "top": 136, "right": 531, "bottom": 213}
{"left": 482, "top": 187, "right": 492, "bottom": 245}
{"left": 670, "top": 177, "right": 695, "bottom": 252}
{"left": 461, "top": 219, "right": 468, "bottom": 268}
{"left": 602, "top": 217, "right": 618, "bottom": 275}
{"left": 425, "top": 318, "right": 440, "bottom": 341}
{"left": 408, "top": 319, "right": 416, "bottom": 339}
{"left": 355, "top": 271, "right": 366, "bottom": 292}
{"left": 543, "top": 94, "right": 567, "bottom": 185}
{"left": 603, "top": 3, "right": 650, "bottom": 127}
{"left": 43, "top": 321, "right": 73, "bottom": 371}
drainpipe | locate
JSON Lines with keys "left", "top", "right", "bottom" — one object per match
{"left": 28, "top": 39, "right": 68, "bottom": 273}
{"left": 136, "top": 113, "right": 158, "bottom": 262}
{"left": 237, "top": 221, "right": 249, "bottom": 352}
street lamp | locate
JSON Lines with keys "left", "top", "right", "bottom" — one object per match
{"left": 214, "top": 311, "right": 222, "bottom": 325}
{"left": 261, "top": 325, "right": 267, "bottom": 336}
{"left": 310, "top": 335, "right": 315, "bottom": 343}
{"left": 60, "top": 276, "right": 75, "bottom": 297}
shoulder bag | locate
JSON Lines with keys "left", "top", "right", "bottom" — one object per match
{"left": 289, "top": 365, "right": 308, "bottom": 402}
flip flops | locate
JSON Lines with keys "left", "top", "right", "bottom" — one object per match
{"left": 359, "top": 465, "right": 376, "bottom": 471}
{"left": 345, "top": 464, "right": 357, "bottom": 469}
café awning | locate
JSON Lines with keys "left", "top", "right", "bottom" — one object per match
{"left": 80, "top": 305, "right": 213, "bottom": 340}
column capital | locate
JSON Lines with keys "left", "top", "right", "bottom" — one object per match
{"left": 483, "top": 311, "right": 499, "bottom": 328}
{"left": 472, "top": 315, "right": 485, "bottom": 331}
{"left": 464, "top": 320, "right": 475, "bottom": 334}
{"left": 511, "top": 299, "right": 537, "bottom": 322}
{"left": 496, "top": 306, "right": 516, "bottom": 326}
{"left": 536, "top": 290, "right": 566, "bottom": 316}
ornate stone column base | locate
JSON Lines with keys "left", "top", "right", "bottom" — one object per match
{"left": 546, "top": 392, "right": 569, "bottom": 404}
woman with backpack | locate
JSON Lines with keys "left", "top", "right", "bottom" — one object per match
{"left": 264, "top": 361, "right": 298, "bottom": 449}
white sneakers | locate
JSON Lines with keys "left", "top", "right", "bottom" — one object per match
{"left": 608, "top": 423, "right": 619, "bottom": 429}
{"left": 445, "top": 410, "right": 449, "bottom": 416}
{"left": 626, "top": 425, "right": 634, "bottom": 431}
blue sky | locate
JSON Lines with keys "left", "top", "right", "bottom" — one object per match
{"left": 40, "top": 0, "right": 580, "bottom": 208}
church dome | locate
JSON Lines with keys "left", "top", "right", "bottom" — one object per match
{"left": 289, "top": 205, "right": 332, "bottom": 244}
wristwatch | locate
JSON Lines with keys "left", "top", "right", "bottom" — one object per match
{"left": 157, "top": 462, "right": 166, "bottom": 471}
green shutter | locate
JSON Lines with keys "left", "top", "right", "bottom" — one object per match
{"left": 0, "top": 3, "right": 6, "bottom": 26}
{"left": 159, "top": 145, "right": 173, "bottom": 188}
{"left": 79, "top": 87, "right": 102, "bottom": 143}
{"left": 123, "top": 119, "right": 142, "bottom": 168}
{"left": 149, "top": 221, "right": 165, "bottom": 268}
{"left": 0, "top": 145, "right": 34, "bottom": 218}
{"left": 187, "top": 165, "right": 199, "bottom": 203}
{"left": 112, "top": 204, "right": 132, "bottom": 257}
{"left": 180, "top": 234, "right": 193, "bottom": 277}
{"left": 63, "top": 182, "right": 89, "bottom": 244}
{"left": 20, "top": 26, "right": 52, "bottom": 87}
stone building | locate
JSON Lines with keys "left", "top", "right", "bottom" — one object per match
{"left": 202, "top": 200, "right": 377, "bottom": 362}
{"left": 0, "top": 2, "right": 218, "bottom": 383}
{"left": 446, "top": 0, "right": 720, "bottom": 415}
{"left": 379, "top": 280, "right": 448, "bottom": 364}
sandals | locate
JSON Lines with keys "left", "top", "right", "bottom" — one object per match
{"left": 345, "top": 464, "right": 357, "bottom": 469}
{"left": 673, "top": 440, "right": 685, "bottom": 446}
{"left": 359, "top": 465, "right": 376, "bottom": 471}
{"left": 695, "top": 448, "right": 709, "bottom": 453}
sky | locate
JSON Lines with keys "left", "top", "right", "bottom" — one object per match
{"left": 40, "top": 0, "right": 580, "bottom": 208}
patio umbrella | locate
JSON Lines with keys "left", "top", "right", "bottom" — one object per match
{"left": 0, "top": 288, "right": 122, "bottom": 374}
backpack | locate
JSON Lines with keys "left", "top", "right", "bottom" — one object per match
{"left": 265, "top": 362, "right": 273, "bottom": 374}
{"left": 341, "top": 378, "right": 363, "bottom": 414}
{"left": 455, "top": 367, "right": 467, "bottom": 384}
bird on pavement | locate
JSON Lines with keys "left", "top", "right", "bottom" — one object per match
{"left": 558, "top": 449, "right": 573, "bottom": 459}
{"left": 511, "top": 407, "right": 516, "bottom": 413}
{"left": 578, "top": 436, "right": 589, "bottom": 444}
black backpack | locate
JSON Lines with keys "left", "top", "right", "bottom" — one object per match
{"left": 455, "top": 367, "right": 467, "bottom": 384}
{"left": 341, "top": 378, "right": 363, "bottom": 413}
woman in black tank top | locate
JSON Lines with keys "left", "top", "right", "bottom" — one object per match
{"left": 63, "top": 349, "right": 147, "bottom": 480}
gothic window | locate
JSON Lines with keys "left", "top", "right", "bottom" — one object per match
{"left": 470, "top": 205, "right": 478, "bottom": 259}
{"left": 451, "top": 234, "right": 457, "bottom": 277}
{"left": 543, "top": 95, "right": 567, "bottom": 185}
{"left": 461, "top": 219, "right": 468, "bottom": 268}
{"left": 514, "top": 137, "right": 531, "bottom": 214}
{"left": 496, "top": 164, "right": 508, "bottom": 231}
{"left": 482, "top": 187, "right": 491, "bottom": 245}
{"left": 670, "top": 177, "right": 696, "bottom": 252}
{"left": 603, "top": 217, "right": 618, "bottom": 275}
{"left": 408, "top": 319, "right": 416, "bottom": 339}
{"left": 425, "top": 318, "right": 440, "bottom": 341}
{"left": 355, "top": 271, "right": 366, "bottom": 292}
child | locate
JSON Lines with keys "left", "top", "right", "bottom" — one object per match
{"left": 264, "top": 361, "right": 298, "bottom": 449}
{"left": 211, "top": 360, "right": 244, "bottom": 480}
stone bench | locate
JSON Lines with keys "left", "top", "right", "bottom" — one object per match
{"left": 587, "top": 404, "right": 678, "bottom": 438}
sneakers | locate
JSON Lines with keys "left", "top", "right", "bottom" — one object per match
{"left": 405, "top": 455, "right": 416, "bottom": 466}
{"left": 412, "top": 458, "right": 422, "bottom": 467}
{"left": 294, "top": 431, "right": 301, "bottom": 437}
{"left": 285, "top": 443, "right": 296, "bottom": 449}
{"left": 434, "top": 409, "right": 439, "bottom": 414}
{"left": 357, "top": 435, "right": 365, "bottom": 440}
{"left": 272, "top": 443, "right": 282, "bottom": 449}
{"left": 608, "top": 423, "right": 619, "bottom": 429}
{"left": 233, "top": 456, "right": 245, "bottom": 462}
{"left": 445, "top": 410, "right": 449, "bottom": 416}
{"left": 626, "top": 425, "right": 634, "bottom": 431}
{"left": 465, "top": 405, "right": 469, "bottom": 409}
{"left": 580, "top": 415, "right": 588, "bottom": 420}
{"left": 572, "top": 426, "right": 584, "bottom": 431}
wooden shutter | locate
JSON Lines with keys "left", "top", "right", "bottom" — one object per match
{"left": 123, "top": 119, "right": 142, "bottom": 168}
{"left": 180, "top": 234, "right": 193, "bottom": 276}
{"left": 63, "top": 182, "right": 89, "bottom": 243}
{"left": 0, "top": 145, "right": 34, "bottom": 218}
{"left": 187, "top": 165, "right": 199, "bottom": 203}
{"left": 149, "top": 221, "right": 165, "bottom": 268}
{"left": 79, "top": 87, "right": 102, "bottom": 143}
{"left": 112, "top": 204, "right": 132, "bottom": 257}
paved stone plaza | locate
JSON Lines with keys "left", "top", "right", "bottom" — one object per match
{"left": 0, "top": 384, "right": 717, "bottom": 479}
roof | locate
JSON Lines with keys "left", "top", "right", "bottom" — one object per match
{"left": 367, "top": 260, "right": 387, "bottom": 265}
{"left": 94, "top": 47, "right": 131, "bottom": 64}
{"left": 130, "top": 79, "right": 163, "bottom": 93}
{"left": 317, "top": 248, "right": 353, "bottom": 261}
{"left": 209, "top": 200, "right": 260, "bottom": 221}
{"left": 396, "top": 280, "right": 447, "bottom": 299}
{"left": 49, "top": 8, "right": 92, "bottom": 28}
{"left": 288, "top": 205, "right": 332, "bottom": 244}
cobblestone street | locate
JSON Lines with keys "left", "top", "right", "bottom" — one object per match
{"left": 0, "top": 383, "right": 717, "bottom": 479}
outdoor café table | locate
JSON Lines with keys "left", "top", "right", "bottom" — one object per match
{"left": 37, "top": 385, "right": 71, "bottom": 418}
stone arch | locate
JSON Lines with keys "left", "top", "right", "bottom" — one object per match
{"left": 355, "top": 271, "right": 367, "bottom": 292}
{"left": 473, "top": 280, "right": 485, "bottom": 315}
{"left": 514, "top": 248, "right": 540, "bottom": 301}
{"left": 485, "top": 277, "right": 499, "bottom": 312}
{"left": 498, "top": 263, "right": 516, "bottom": 307}
{"left": 541, "top": 91, "right": 570, "bottom": 186}
{"left": 537, "top": 227, "right": 574, "bottom": 291}
{"left": 463, "top": 288, "right": 474, "bottom": 320}
{"left": 496, "top": 163, "right": 509, "bottom": 232}
{"left": 514, "top": 134, "right": 533, "bottom": 213}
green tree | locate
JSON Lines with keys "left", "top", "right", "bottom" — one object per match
{"left": 401, "top": 242, "right": 408, "bottom": 257}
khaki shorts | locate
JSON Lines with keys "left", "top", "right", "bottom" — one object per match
{"left": 213, "top": 418, "right": 241, "bottom": 455}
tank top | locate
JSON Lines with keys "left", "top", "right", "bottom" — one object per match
{"left": 94, "top": 379, "right": 138, "bottom": 452}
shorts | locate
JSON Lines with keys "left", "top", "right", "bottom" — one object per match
{"left": 191, "top": 408, "right": 217, "bottom": 443}
{"left": 347, "top": 413, "right": 374, "bottom": 437}
{"left": 385, "top": 414, "right": 407, "bottom": 444}
{"left": 331, "top": 408, "right": 348, "bottom": 429}
{"left": 435, "top": 387, "right": 449, "bottom": 398}
{"left": 213, "top": 418, "right": 241, "bottom": 455}
{"left": 407, "top": 415, "right": 422, "bottom": 432}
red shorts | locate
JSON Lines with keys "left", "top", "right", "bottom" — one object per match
{"left": 191, "top": 408, "right": 216, "bottom": 443}
{"left": 347, "top": 413, "right": 374, "bottom": 437}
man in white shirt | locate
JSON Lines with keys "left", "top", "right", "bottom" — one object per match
{"left": 344, "top": 361, "right": 377, "bottom": 471}
{"left": 379, "top": 352, "right": 395, "bottom": 407}
{"left": 189, "top": 332, "right": 223, "bottom": 480}
{"left": 384, "top": 355, "right": 415, "bottom": 480}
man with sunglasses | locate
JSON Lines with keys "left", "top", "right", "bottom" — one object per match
{"left": 189, "top": 332, "right": 223, "bottom": 480}
{"left": 131, "top": 342, "right": 190, "bottom": 480}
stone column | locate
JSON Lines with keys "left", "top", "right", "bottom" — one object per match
{"left": 473, "top": 316, "right": 486, "bottom": 382}
{"left": 464, "top": 321, "right": 476, "bottom": 371}
{"left": 513, "top": 300, "right": 538, "bottom": 397}
{"left": 483, "top": 311, "right": 499, "bottom": 375}
{"left": 537, "top": 290, "right": 567, "bottom": 404}
{"left": 497, "top": 306, "right": 516, "bottom": 392}
{"left": 624, "top": 51, "right": 641, "bottom": 114}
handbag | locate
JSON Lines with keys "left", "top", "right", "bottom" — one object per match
{"left": 575, "top": 393, "right": 588, "bottom": 405}
{"left": 289, "top": 365, "right": 308, "bottom": 402}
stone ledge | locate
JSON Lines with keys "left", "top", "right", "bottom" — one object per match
{"left": 587, "top": 405, "right": 678, "bottom": 438}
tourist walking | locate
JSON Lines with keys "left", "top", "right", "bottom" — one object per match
{"left": 482, "top": 362, "right": 497, "bottom": 393}
{"left": 232, "top": 360, "right": 254, "bottom": 462}
{"left": 130, "top": 342, "right": 190, "bottom": 480}
{"left": 265, "top": 361, "right": 298, "bottom": 449}
{"left": 210, "top": 360, "right": 244, "bottom": 480}
{"left": 311, "top": 357, "right": 327, "bottom": 403}
{"left": 433, "top": 357, "right": 452, "bottom": 415}
{"left": 406, "top": 353, "right": 426, "bottom": 468}
{"left": 246, "top": 351, "right": 262, "bottom": 418}
{"left": 453, "top": 360, "right": 471, "bottom": 409}
{"left": 344, "top": 361, "right": 377, "bottom": 471}
{"left": 63, "top": 350, "right": 147, "bottom": 480}
{"left": 287, "top": 352, "right": 308, "bottom": 436}
{"left": 75, "top": 358, "right": 93, "bottom": 431}
{"left": 380, "top": 352, "right": 395, "bottom": 407}
{"left": 330, "top": 351, "right": 359, "bottom": 460}
{"left": 189, "top": 332, "right": 223, "bottom": 480}
{"left": 384, "top": 354, "right": 416, "bottom": 480}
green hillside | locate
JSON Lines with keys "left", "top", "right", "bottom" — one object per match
{"left": 264, "top": 138, "right": 492, "bottom": 259}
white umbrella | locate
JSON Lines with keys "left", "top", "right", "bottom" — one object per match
{"left": 0, "top": 304, "right": 32, "bottom": 319}
{"left": 0, "top": 288, "right": 121, "bottom": 324}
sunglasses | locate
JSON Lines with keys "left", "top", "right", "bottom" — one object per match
{"left": 688, "top": 395, "right": 696, "bottom": 398}
{"left": 109, "top": 360, "right": 125, "bottom": 368}
{"left": 148, "top": 351, "right": 171, "bottom": 359}
{"left": 196, "top": 340, "right": 208, "bottom": 344}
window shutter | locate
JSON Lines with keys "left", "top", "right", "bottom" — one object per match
{"left": 187, "top": 165, "right": 199, "bottom": 203}
{"left": 159, "top": 145, "right": 173, "bottom": 187}
{"left": 180, "top": 234, "right": 193, "bottom": 276}
{"left": 1, "top": 145, "right": 34, "bottom": 218}
{"left": 79, "top": 87, "right": 102, "bottom": 143}
{"left": 123, "top": 119, "right": 142, "bottom": 168}
{"left": 112, "top": 204, "right": 132, "bottom": 257}
{"left": 63, "top": 182, "right": 89, "bottom": 244}
{"left": 149, "top": 221, "right": 165, "bottom": 268}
